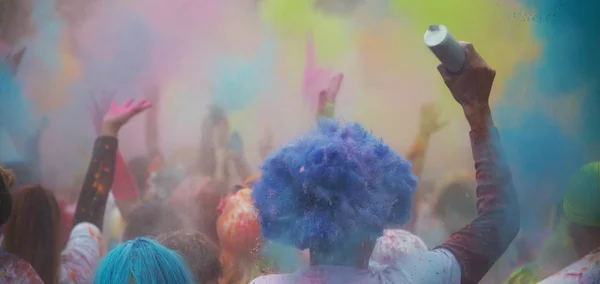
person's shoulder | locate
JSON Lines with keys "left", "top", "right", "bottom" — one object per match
{"left": 250, "top": 273, "right": 292, "bottom": 284}
{"left": 0, "top": 252, "right": 44, "bottom": 283}
{"left": 69, "top": 222, "right": 102, "bottom": 241}
{"left": 62, "top": 222, "right": 102, "bottom": 259}
{"left": 539, "top": 249, "right": 600, "bottom": 284}
{"left": 383, "top": 249, "right": 461, "bottom": 283}
{"left": 60, "top": 223, "right": 102, "bottom": 283}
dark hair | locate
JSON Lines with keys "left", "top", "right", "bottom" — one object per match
{"left": 433, "top": 178, "right": 477, "bottom": 233}
{"left": 156, "top": 231, "right": 222, "bottom": 283}
{"left": 433, "top": 179, "right": 477, "bottom": 218}
{"left": 3, "top": 162, "right": 34, "bottom": 193}
{"left": 0, "top": 167, "right": 14, "bottom": 225}
{"left": 4, "top": 185, "right": 61, "bottom": 284}
{"left": 123, "top": 201, "right": 184, "bottom": 241}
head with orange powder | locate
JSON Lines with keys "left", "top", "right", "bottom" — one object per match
{"left": 217, "top": 187, "right": 263, "bottom": 284}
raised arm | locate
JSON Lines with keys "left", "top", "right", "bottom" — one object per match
{"left": 73, "top": 98, "right": 152, "bottom": 230}
{"left": 434, "top": 42, "right": 520, "bottom": 284}
{"left": 89, "top": 92, "right": 142, "bottom": 218}
{"left": 403, "top": 103, "right": 447, "bottom": 231}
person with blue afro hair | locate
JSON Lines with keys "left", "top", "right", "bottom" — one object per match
{"left": 251, "top": 42, "right": 520, "bottom": 284}
{"left": 95, "top": 238, "right": 195, "bottom": 284}
{"left": 253, "top": 118, "right": 417, "bottom": 253}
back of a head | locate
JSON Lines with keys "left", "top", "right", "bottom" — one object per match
{"left": 433, "top": 175, "right": 477, "bottom": 233}
{"left": 95, "top": 237, "right": 195, "bottom": 284}
{"left": 3, "top": 184, "right": 60, "bottom": 284}
{"left": 217, "top": 188, "right": 260, "bottom": 256}
{"left": 123, "top": 201, "right": 184, "bottom": 241}
{"left": 562, "top": 161, "right": 600, "bottom": 256}
{"left": 0, "top": 167, "right": 14, "bottom": 225}
{"left": 252, "top": 119, "right": 417, "bottom": 253}
{"left": 156, "top": 230, "right": 221, "bottom": 284}
{"left": 562, "top": 161, "right": 600, "bottom": 228}
{"left": 217, "top": 188, "right": 262, "bottom": 284}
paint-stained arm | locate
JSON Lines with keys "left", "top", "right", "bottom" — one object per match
{"left": 73, "top": 136, "right": 118, "bottom": 230}
{"left": 88, "top": 92, "right": 142, "bottom": 219}
{"left": 435, "top": 119, "right": 520, "bottom": 284}
{"left": 433, "top": 42, "right": 519, "bottom": 284}
{"left": 74, "top": 99, "right": 152, "bottom": 230}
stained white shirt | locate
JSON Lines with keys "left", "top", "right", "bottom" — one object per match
{"left": 251, "top": 249, "right": 461, "bottom": 284}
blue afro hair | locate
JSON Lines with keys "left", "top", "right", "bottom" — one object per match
{"left": 252, "top": 118, "right": 417, "bottom": 250}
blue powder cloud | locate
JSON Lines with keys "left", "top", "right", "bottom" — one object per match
{"left": 0, "top": 64, "right": 31, "bottom": 137}
{"left": 495, "top": 0, "right": 600, "bottom": 230}
{"left": 212, "top": 39, "right": 276, "bottom": 112}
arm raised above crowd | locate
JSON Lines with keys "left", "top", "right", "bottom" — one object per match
{"left": 73, "top": 98, "right": 152, "bottom": 230}
{"left": 434, "top": 42, "right": 520, "bottom": 284}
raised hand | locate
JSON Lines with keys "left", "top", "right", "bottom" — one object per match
{"left": 89, "top": 90, "right": 117, "bottom": 135}
{"left": 303, "top": 31, "right": 339, "bottom": 110}
{"left": 418, "top": 103, "right": 448, "bottom": 137}
{"left": 101, "top": 98, "right": 152, "bottom": 137}
{"left": 437, "top": 42, "right": 495, "bottom": 128}
{"left": 318, "top": 73, "right": 344, "bottom": 112}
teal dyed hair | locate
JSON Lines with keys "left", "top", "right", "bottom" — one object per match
{"left": 95, "top": 237, "right": 195, "bottom": 284}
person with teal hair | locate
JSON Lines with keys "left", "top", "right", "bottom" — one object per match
{"left": 95, "top": 237, "right": 195, "bottom": 284}
{"left": 507, "top": 162, "right": 600, "bottom": 283}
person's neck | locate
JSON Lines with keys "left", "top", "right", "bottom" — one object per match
{"left": 309, "top": 240, "right": 375, "bottom": 270}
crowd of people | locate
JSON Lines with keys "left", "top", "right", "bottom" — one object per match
{"left": 1, "top": 2, "right": 600, "bottom": 284}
